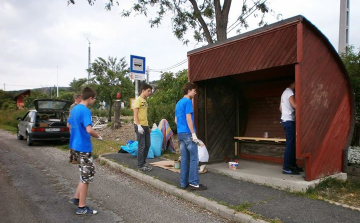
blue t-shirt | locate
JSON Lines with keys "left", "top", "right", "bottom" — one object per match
{"left": 68, "top": 104, "right": 93, "bottom": 152}
{"left": 175, "top": 97, "right": 196, "bottom": 133}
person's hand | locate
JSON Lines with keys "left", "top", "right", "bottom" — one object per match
{"left": 192, "top": 133, "right": 200, "bottom": 144}
{"left": 137, "top": 125, "right": 144, "bottom": 134}
{"left": 97, "top": 135, "right": 103, "bottom": 140}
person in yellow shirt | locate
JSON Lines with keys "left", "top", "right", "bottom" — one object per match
{"left": 134, "top": 84, "right": 153, "bottom": 171}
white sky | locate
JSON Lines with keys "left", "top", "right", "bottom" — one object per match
{"left": 1, "top": 0, "right": 359, "bottom": 91}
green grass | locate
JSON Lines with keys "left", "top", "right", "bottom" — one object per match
{"left": 162, "top": 150, "right": 181, "bottom": 161}
{"left": 0, "top": 109, "right": 27, "bottom": 127}
{"left": 0, "top": 124, "right": 17, "bottom": 133}
{"left": 91, "top": 138, "right": 123, "bottom": 159}
{"left": 303, "top": 177, "right": 360, "bottom": 207}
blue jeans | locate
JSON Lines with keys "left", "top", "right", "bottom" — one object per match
{"left": 178, "top": 133, "right": 199, "bottom": 188}
{"left": 282, "top": 121, "right": 296, "bottom": 169}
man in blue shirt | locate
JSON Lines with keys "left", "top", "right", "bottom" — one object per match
{"left": 175, "top": 83, "right": 207, "bottom": 190}
{"left": 68, "top": 87, "right": 102, "bottom": 215}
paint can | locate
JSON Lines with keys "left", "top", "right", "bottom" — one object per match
{"left": 264, "top": 132, "right": 269, "bottom": 138}
{"left": 228, "top": 162, "right": 238, "bottom": 170}
{"left": 174, "top": 160, "right": 181, "bottom": 169}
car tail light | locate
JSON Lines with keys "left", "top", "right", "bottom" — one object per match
{"left": 32, "top": 127, "right": 45, "bottom": 132}
{"left": 61, "top": 127, "right": 69, "bottom": 132}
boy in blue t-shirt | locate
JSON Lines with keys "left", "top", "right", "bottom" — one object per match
{"left": 67, "top": 87, "right": 102, "bottom": 215}
{"left": 175, "top": 83, "right": 207, "bottom": 191}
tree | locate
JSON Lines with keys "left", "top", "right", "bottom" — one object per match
{"left": 68, "top": 0, "right": 272, "bottom": 45}
{"left": 340, "top": 46, "right": 360, "bottom": 115}
{"left": 340, "top": 46, "right": 360, "bottom": 146}
{"left": 89, "top": 56, "right": 132, "bottom": 121}
{"left": 69, "top": 78, "right": 87, "bottom": 92}
{"left": 147, "top": 69, "right": 188, "bottom": 131}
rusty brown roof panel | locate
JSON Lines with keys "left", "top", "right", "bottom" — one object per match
{"left": 188, "top": 22, "right": 299, "bottom": 82}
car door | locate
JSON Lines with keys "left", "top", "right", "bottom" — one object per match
{"left": 18, "top": 111, "right": 30, "bottom": 136}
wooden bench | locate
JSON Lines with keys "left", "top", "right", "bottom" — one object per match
{"left": 234, "top": 137, "right": 286, "bottom": 143}
{"left": 232, "top": 137, "right": 286, "bottom": 161}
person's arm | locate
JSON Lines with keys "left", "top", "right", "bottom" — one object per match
{"left": 289, "top": 96, "right": 296, "bottom": 109}
{"left": 86, "top": 125, "right": 101, "bottom": 139}
{"left": 175, "top": 116, "right": 177, "bottom": 125}
{"left": 186, "top": 114, "right": 195, "bottom": 134}
{"left": 279, "top": 104, "right": 282, "bottom": 112}
{"left": 133, "top": 107, "right": 144, "bottom": 134}
{"left": 134, "top": 108, "right": 140, "bottom": 125}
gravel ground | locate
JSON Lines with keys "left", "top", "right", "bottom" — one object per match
{"left": 0, "top": 129, "right": 231, "bottom": 223}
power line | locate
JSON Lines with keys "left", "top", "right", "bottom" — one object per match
{"left": 150, "top": 58, "right": 188, "bottom": 73}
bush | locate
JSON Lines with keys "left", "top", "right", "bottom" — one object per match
{"left": 91, "top": 109, "right": 111, "bottom": 117}
{"left": 0, "top": 109, "right": 28, "bottom": 127}
{"left": 147, "top": 70, "right": 188, "bottom": 131}
{"left": 121, "top": 108, "right": 133, "bottom": 116}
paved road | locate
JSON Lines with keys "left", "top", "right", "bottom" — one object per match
{"left": 0, "top": 130, "right": 231, "bottom": 223}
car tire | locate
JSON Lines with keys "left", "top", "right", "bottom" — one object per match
{"left": 17, "top": 129, "right": 24, "bottom": 140}
{"left": 26, "top": 133, "right": 33, "bottom": 146}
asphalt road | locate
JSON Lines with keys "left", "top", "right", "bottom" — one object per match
{"left": 0, "top": 130, "right": 230, "bottom": 223}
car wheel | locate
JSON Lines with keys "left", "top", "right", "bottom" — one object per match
{"left": 26, "top": 133, "right": 33, "bottom": 146}
{"left": 17, "top": 129, "right": 24, "bottom": 140}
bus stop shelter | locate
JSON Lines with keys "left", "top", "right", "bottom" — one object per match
{"left": 187, "top": 15, "right": 354, "bottom": 181}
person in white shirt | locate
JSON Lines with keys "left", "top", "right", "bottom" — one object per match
{"left": 280, "top": 81, "right": 303, "bottom": 175}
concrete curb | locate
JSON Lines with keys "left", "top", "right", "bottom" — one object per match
{"left": 99, "top": 156, "right": 267, "bottom": 223}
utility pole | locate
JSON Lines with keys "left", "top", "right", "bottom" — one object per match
{"left": 3, "top": 83, "right": 5, "bottom": 91}
{"left": 146, "top": 66, "right": 149, "bottom": 84}
{"left": 87, "top": 38, "right": 91, "bottom": 84}
{"left": 57, "top": 66, "right": 59, "bottom": 97}
{"left": 338, "top": 0, "right": 350, "bottom": 55}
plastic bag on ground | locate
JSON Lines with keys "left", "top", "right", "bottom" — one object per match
{"left": 120, "top": 141, "right": 154, "bottom": 159}
{"left": 198, "top": 140, "right": 209, "bottom": 162}
{"left": 150, "top": 128, "right": 163, "bottom": 157}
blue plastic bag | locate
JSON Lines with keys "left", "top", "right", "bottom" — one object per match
{"left": 150, "top": 128, "right": 163, "bottom": 157}
{"left": 122, "top": 141, "right": 154, "bottom": 159}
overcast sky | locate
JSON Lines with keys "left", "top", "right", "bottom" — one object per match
{"left": 1, "top": 0, "right": 359, "bottom": 91}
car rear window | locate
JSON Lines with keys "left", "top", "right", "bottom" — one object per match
{"left": 37, "top": 101, "right": 69, "bottom": 110}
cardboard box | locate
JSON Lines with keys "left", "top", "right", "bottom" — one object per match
{"left": 39, "top": 122, "right": 49, "bottom": 127}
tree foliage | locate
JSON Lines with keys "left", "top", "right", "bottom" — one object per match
{"left": 89, "top": 56, "right": 133, "bottom": 121}
{"left": 147, "top": 69, "right": 188, "bottom": 131}
{"left": 68, "top": 0, "right": 272, "bottom": 45}
{"left": 340, "top": 46, "right": 360, "bottom": 115}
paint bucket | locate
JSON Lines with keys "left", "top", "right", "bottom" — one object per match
{"left": 228, "top": 162, "right": 238, "bottom": 170}
{"left": 174, "top": 160, "right": 181, "bottom": 169}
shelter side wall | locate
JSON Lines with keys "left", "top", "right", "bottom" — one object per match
{"left": 188, "top": 25, "right": 298, "bottom": 82}
{"left": 299, "top": 24, "right": 352, "bottom": 180}
{"left": 196, "top": 78, "right": 238, "bottom": 162}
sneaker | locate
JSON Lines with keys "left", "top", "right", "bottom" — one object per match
{"left": 76, "top": 206, "right": 98, "bottom": 215}
{"left": 139, "top": 166, "right": 152, "bottom": 172}
{"left": 180, "top": 184, "right": 189, "bottom": 190}
{"left": 290, "top": 165, "right": 304, "bottom": 172}
{"left": 69, "top": 198, "right": 79, "bottom": 206}
{"left": 144, "top": 164, "right": 153, "bottom": 171}
{"left": 282, "top": 169, "right": 300, "bottom": 175}
{"left": 188, "top": 184, "right": 207, "bottom": 190}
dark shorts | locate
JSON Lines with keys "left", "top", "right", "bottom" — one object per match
{"left": 75, "top": 151, "right": 95, "bottom": 184}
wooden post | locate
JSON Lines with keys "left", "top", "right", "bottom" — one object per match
{"left": 113, "top": 99, "right": 121, "bottom": 129}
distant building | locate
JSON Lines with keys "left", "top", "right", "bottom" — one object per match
{"left": 14, "top": 90, "right": 31, "bottom": 109}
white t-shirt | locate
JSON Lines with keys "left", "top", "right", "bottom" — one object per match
{"left": 280, "top": 88, "right": 295, "bottom": 121}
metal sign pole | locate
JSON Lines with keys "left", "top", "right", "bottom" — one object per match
{"left": 135, "top": 80, "right": 138, "bottom": 98}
